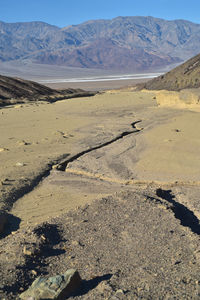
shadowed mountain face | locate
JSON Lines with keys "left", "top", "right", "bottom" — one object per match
{"left": 0, "top": 17, "right": 200, "bottom": 71}
{"left": 137, "top": 53, "right": 200, "bottom": 91}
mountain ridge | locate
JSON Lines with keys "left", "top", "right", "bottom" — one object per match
{"left": 0, "top": 16, "right": 200, "bottom": 71}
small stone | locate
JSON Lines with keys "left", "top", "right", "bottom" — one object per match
{"left": 23, "top": 246, "right": 33, "bottom": 256}
{"left": 17, "top": 140, "right": 30, "bottom": 146}
{"left": 11, "top": 231, "right": 17, "bottom": 235}
{"left": 31, "top": 270, "right": 37, "bottom": 276}
{"left": 115, "top": 289, "right": 124, "bottom": 294}
{"left": 71, "top": 240, "right": 79, "bottom": 246}
{"left": 40, "top": 235, "right": 46, "bottom": 241}
{"left": 14, "top": 105, "right": 23, "bottom": 108}
{"left": 114, "top": 289, "right": 125, "bottom": 298}
{"left": 16, "top": 162, "right": 25, "bottom": 167}
{"left": 0, "top": 148, "right": 8, "bottom": 152}
{"left": 20, "top": 269, "right": 81, "bottom": 300}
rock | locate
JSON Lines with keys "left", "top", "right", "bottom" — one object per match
{"left": 20, "top": 269, "right": 81, "bottom": 300}
{"left": 0, "top": 212, "right": 8, "bottom": 235}
{"left": 111, "top": 289, "right": 125, "bottom": 299}
{"left": 31, "top": 270, "right": 37, "bottom": 276}
{"left": 16, "top": 162, "right": 26, "bottom": 167}
{"left": 23, "top": 246, "right": 34, "bottom": 256}
{"left": 17, "top": 140, "right": 29, "bottom": 146}
{"left": 0, "top": 148, "right": 8, "bottom": 152}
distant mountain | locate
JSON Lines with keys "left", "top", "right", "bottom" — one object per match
{"left": 0, "top": 21, "right": 78, "bottom": 61}
{"left": 32, "top": 38, "right": 178, "bottom": 71}
{"left": 0, "top": 16, "right": 200, "bottom": 71}
{"left": 137, "top": 53, "right": 200, "bottom": 91}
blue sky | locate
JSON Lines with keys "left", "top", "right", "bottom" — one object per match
{"left": 0, "top": 0, "right": 200, "bottom": 27}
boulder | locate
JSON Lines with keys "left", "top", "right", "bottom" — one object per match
{"left": 20, "top": 269, "right": 81, "bottom": 300}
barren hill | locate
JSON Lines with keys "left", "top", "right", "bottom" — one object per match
{"left": 138, "top": 53, "right": 200, "bottom": 91}
{"left": 0, "top": 74, "right": 95, "bottom": 106}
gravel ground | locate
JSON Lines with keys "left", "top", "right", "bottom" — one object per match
{"left": 0, "top": 188, "right": 199, "bottom": 299}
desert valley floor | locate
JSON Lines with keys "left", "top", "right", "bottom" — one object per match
{"left": 0, "top": 88, "right": 199, "bottom": 299}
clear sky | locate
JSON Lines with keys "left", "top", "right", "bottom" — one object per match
{"left": 0, "top": 0, "right": 200, "bottom": 27}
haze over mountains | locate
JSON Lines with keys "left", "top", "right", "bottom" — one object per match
{"left": 1, "top": 16, "right": 200, "bottom": 71}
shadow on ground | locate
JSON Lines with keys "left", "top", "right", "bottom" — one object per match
{"left": 156, "top": 188, "right": 200, "bottom": 235}
{"left": 0, "top": 213, "right": 21, "bottom": 239}
{"left": 72, "top": 273, "right": 113, "bottom": 297}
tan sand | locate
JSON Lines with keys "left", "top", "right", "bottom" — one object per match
{"left": 1, "top": 90, "right": 154, "bottom": 226}
{"left": 0, "top": 89, "right": 199, "bottom": 228}
{"left": 135, "top": 110, "right": 200, "bottom": 182}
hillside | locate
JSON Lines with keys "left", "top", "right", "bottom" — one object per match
{"left": 137, "top": 53, "right": 200, "bottom": 91}
{"left": 0, "top": 74, "right": 95, "bottom": 106}
{"left": 1, "top": 17, "right": 200, "bottom": 71}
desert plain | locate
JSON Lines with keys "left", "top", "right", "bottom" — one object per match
{"left": 0, "top": 84, "right": 200, "bottom": 298}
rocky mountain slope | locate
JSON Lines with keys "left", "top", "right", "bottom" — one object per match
{"left": 0, "top": 74, "right": 95, "bottom": 106}
{"left": 137, "top": 52, "right": 200, "bottom": 90}
{"left": 1, "top": 16, "right": 200, "bottom": 71}
{"left": 32, "top": 38, "right": 178, "bottom": 71}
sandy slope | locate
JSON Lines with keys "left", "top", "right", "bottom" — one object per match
{"left": 0, "top": 90, "right": 200, "bottom": 299}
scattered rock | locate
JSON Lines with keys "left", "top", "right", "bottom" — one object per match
{"left": 20, "top": 269, "right": 81, "bottom": 300}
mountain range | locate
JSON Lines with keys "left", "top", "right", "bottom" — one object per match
{"left": 1, "top": 16, "right": 200, "bottom": 71}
